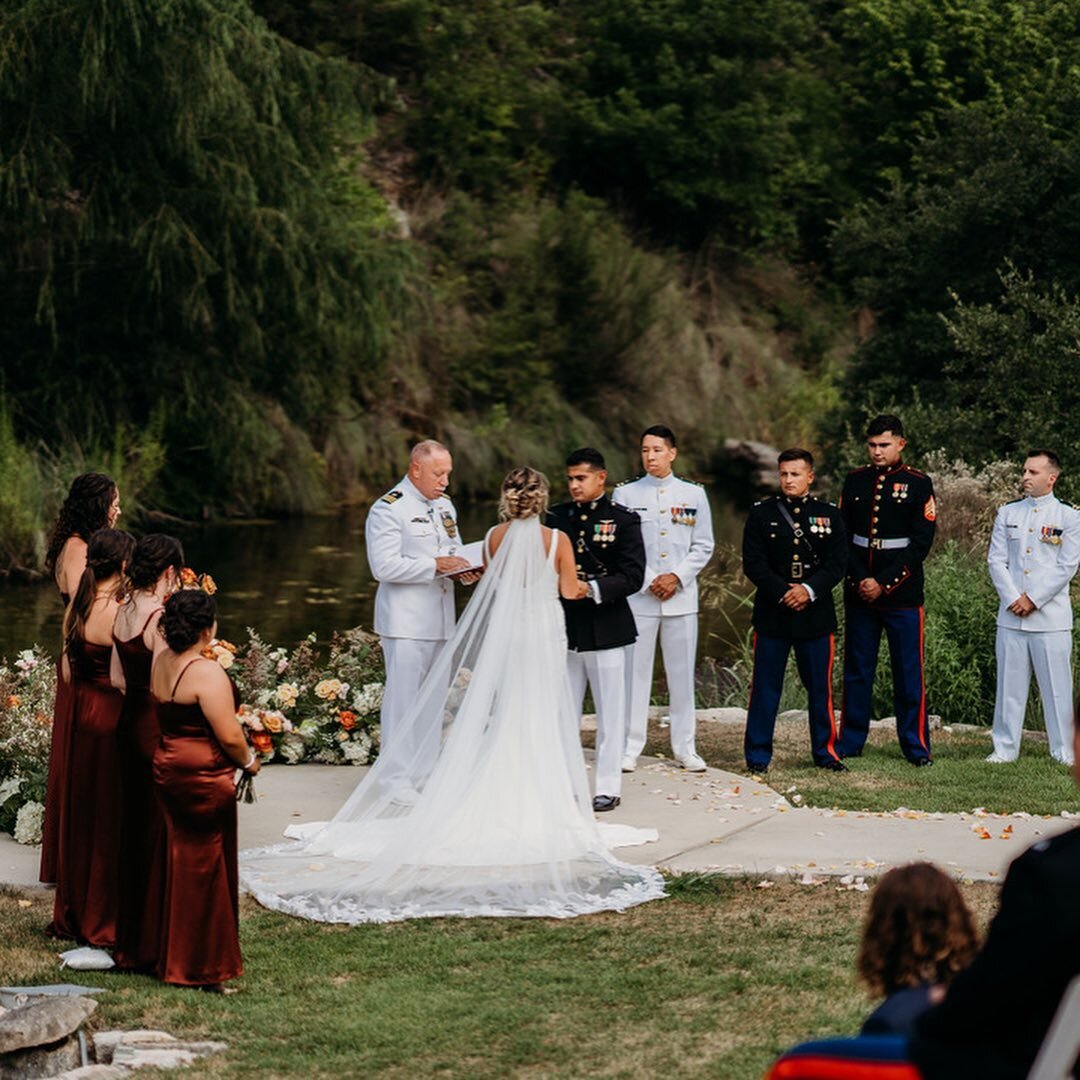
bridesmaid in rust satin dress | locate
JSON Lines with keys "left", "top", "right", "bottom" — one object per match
{"left": 39, "top": 473, "right": 120, "bottom": 884}
{"left": 49, "top": 527, "right": 134, "bottom": 945}
{"left": 151, "top": 589, "right": 259, "bottom": 991}
{"left": 111, "top": 534, "right": 184, "bottom": 971}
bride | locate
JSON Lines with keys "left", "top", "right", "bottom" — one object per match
{"left": 239, "top": 467, "right": 666, "bottom": 923}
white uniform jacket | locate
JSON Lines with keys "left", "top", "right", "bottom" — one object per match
{"left": 365, "top": 476, "right": 462, "bottom": 640}
{"left": 613, "top": 473, "right": 715, "bottom": 617}
{"left": 988, "top": 492, "right": 1080, "bottom": 632}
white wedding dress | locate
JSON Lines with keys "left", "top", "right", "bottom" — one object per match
{"left": 239, "top": 516, "right": 666, "bottom": 923}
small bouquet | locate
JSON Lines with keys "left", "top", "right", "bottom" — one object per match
{"left": 177, "top": 567, "right": 217, "bottom": 595}
{"left": 235, "top": 748, "right": 257, "bottom": 804}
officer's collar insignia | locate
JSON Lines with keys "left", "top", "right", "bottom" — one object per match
{"left": 382, "top": 490, "right": 404, "bottom": 503}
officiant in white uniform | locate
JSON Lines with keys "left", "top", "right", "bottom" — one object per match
{"left": 613, "top": 425, "right": 715, "bottom": 772}
{"left": 365, "top": 440, "right": 476, "bottom": 786}
{"left": 986, "top": 448, "right": 1080, "bottom": 765}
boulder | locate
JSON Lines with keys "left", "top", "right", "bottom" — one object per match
{"left": 0, "top": 996, "right": 97, "bottom": 1054}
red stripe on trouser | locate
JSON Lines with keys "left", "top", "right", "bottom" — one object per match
{"left": 746, "top": 632, "right": 758, "bottom": 713}
{"left": 768, "top": 1058, "right": 922, "bottom": 1080}
{"left": 824, "top": 634, "right": 839, "bottom": 761}
{"left": 916, "top": 606, "right": 928, "bottom": 753}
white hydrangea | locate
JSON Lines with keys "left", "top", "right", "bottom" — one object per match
{"left": 13, "top": 800, "right": 45, "bottom": 845}
{"left": 352, "top": 682, "right": 384, "bottom": 716}
{"left": 278, "top": 733, "right": 307, "bottom": 765}
{"left": 342, "top": 732, "right": 373, "bottom": 765}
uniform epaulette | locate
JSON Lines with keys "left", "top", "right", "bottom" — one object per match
{"left": 381, "top": 490, "right": 403, "bottom": 504}
{"left": 901, "top": 465, "right": 929, "bottom": 478}
{"left": 1073, "top": 504, "right": 1080, "bottom": 512}
{"left": 615, "top": 477, "right": 642, "bottom": 487}
{"left": 684, "top": 478, "right": 705, "bottom": 487}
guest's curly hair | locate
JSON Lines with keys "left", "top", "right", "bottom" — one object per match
{"left": 499, "top": 467, "right": 549, "bottom": 520}
{"left": 45, "top": 472, "right": 117, "bottom": 573}
{"left": 857, "top": 862, "right": 979, "bottom": 998}
{"left": 160, "top": 589, "right": 216, "bottom": 653}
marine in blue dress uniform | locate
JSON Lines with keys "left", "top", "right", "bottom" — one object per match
{"left": 549, "top": 448, "right": 645, "bottom": 811}
{"left": 837, "top": 415, "right": 937, "bottom": 764}
{"left": 741, "top": 449, "right": 848, "bottom": 773}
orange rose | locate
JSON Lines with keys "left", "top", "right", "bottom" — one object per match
{"left": 338, "top": 710, "right": 358, "bottom": 730}
{"left": 179, "top": 567, "right": 200, "bottom": 587}
{"left": 5, "top": 695, "right": 20, "bottom": 708}
{"left": 201, "top": 573, "right": 218, "bottom": 596}
{"left": 261, "top": 711, "right": 284, "bottom": 734}
{"left": 251, "top": 732, "right": 274, "bottom": 755}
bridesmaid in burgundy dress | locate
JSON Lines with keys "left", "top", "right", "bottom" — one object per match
{"left": 110, "top": 534, "right": 184, "bottom": 971}
{"left": 151, "top": 590, "right": 260, "bottom": 992}
{"left": 49, "top": 527, "right": 134, "bottom": 945}
{"left": 40, "top": 473, "right": 120, "bottom": 884}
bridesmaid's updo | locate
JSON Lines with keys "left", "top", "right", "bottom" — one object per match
{"left": 127, "top": 534, "right": 185, "bottom": 591}
{"left": 499, "top": 467, "right": 549, "bottom": 521}
{"left": 161, "top": 589, "right": 216, "bottom": 653}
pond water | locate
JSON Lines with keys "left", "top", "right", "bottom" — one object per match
{"left": 0, "top": 492, "right": 751, "bottom": 663}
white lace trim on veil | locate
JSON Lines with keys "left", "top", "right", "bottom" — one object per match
{"left": 239, "top": 516, "right": 665, "bottom": 923}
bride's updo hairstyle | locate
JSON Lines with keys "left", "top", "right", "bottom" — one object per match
{"left": 161, "top": 589, "right": 216, "bottom": 653}
{"left": 499, "top": 467, "right": 549, "bottom": 520}
{"left": 127, "top": 534, "right": 185, "bottom": 592}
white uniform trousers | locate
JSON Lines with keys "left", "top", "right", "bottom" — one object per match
{"left": 626, "top": 613, "right": 698, "bottom": 760}
{"left": 567, "top": 646, "right": 630, "bottom": 799}
{"left": 379, "top": 636, "right": 444, "bottom": 787}
{"left": 992, "top": 627, "right": 1075, "bottom": 764}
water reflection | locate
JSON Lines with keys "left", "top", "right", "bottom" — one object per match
{"left": 0, "top": 494, "right": 750, "bottom": 661}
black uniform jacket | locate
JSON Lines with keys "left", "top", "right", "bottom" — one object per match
{"left": 548, "top": 495, "right": 645, "bottom": 651}
{"left": 909, "top": 825, "right": 1080, "bottom": 1080}
{"left": 840, "top": 462, "right": 937, "bottom": 608}
{"left": 742, "top": 494, "right": 847, "bottom": 640}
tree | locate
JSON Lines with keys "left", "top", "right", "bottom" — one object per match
{"left": 0, "top": 0, "right": 407, "bottom": 512}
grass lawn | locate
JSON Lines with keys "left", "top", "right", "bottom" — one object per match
{"left": 2, "top": 877, "right": 1003, "bottom": 1079}
{"left": 632, "top": 720, "right": 1080, "bottom": 817}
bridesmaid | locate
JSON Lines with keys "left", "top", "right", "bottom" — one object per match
{"left": 49, "top": 527, "right": 134, "bottom": 945}
{"left": 39, "top": 473, "right": 120, "bottom": 884}
{"left": 151, "top": 589, "right": 259, "bottom": 992}
{"left": 111, "top": 534, "right": 184, "bottom": 971}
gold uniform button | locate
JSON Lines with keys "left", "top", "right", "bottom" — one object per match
{"left": 660, "top": 530, "right": 667, "bottom": 536}
{"left": 794, "top": 538, "right": 800, "bottom": 545}
{"left": 1026, "top": 548, "right": 1032, "bottom": 554}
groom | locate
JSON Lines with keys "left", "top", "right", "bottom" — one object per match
{"left": 549, "top": 448, "right": 645, "bottom": 811}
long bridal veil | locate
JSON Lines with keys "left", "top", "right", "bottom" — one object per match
{"left": 239, "top": 516, "right": 665, "bottom": 923}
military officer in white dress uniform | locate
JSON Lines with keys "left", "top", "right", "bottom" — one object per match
{"left": 613, "top": 425, "right": 714, "bottom": 772}
{"left": 987, "top": 449, "right": 1080, "bottom": 765}
{"left": 365, "top": 440, "right": 475, "bottom": 789}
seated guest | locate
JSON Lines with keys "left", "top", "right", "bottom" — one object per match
{"left": 857, "top": 862, "right": 978, "bottom": 1036}
{"left": 151, "top": 589, "right": 259, "bottom": 992}
{"left": 49, "top": 527, "right": 134, "bottom": 945}
{"left": 909, "top": 705, "right": 1080, "bottom": 1079}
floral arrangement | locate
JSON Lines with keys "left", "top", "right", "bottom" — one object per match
{"left": 221, "top": 627, "right": 383, "bottom": 767}
{"left": 0, "top": 647, "right": 55, "bottom": 843}
{"left": 178, "top": 566, "right": 217, "bottom": 594}
{"left": 0, "top": 628, "right": 385, "bottom": 842}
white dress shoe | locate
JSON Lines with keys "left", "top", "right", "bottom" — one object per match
{"left": 985, "top": 752, "right": 1014, "bottom": 764}
{"left": 621, "top": 755, "right": 637, "bottom": 773}
{"left": 675, "top": 751, "right": 707, "bottom": 772}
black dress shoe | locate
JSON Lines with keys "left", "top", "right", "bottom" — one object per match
{"left": 910, "top": 757, "right": 933, "bottom": 767}
{"left": 592, "top": 795, "right": 621, "bottom": 812}
{"left": 746, "top": 765, "right": 768, "bottom": 780}
{"left": 815, "top": 759, "right": 848, "bottom": 772}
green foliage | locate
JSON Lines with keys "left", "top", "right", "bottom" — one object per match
{"left": 0, "top": 0, "right": 410, "bottom": 517}
{"left": 829, "top": 103, "right": 1080, "bottom": 461}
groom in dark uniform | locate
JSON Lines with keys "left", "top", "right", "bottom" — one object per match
{"left": 549, "top": 448, "right": 645, "bottom": 811}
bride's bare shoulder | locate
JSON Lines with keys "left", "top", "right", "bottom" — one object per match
{"left": 486, "top": 521, "right": 511, "bottom": 557}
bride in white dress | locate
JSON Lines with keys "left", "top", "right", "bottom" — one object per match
{"left": 239, "top": 467, "right": 666, "bottom": 923}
